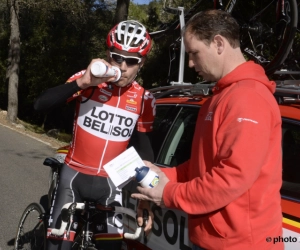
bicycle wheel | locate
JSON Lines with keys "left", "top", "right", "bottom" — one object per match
{"left": 14, "top": 203, "right": 46, "bottom": 250}
{"left": 226, "top": 0, "right": 298, "bottom": 76}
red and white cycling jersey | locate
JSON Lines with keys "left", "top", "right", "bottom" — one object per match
{"left": 64, "top": 71, "right": 156, "bottom": 177}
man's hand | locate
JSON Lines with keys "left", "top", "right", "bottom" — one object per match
{"left": 132, "top": 161, "right": 170, "bottom": 208}
{"left": 136, "top": 200, "right": 153, "bottom": 236}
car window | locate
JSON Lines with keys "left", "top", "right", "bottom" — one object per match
{"left": 155, "top": 106, "right": 199, "bottom": 167}
{"left": 281, "top": 120, "right": 300, "bottom": 200}
{"left": 152, "top": 105, "right": 182, "bottom": 161}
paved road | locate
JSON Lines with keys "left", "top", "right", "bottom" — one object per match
{"left": 0, "top": 124, "right": 57, "bottom": 250}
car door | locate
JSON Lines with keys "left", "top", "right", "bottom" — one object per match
{"left": 280, "top": 118, "right": 300, "bottom": 249}
{"left": 152, "top": 104, "right": 199, "bottom": 167}
{"left": 123, "top": 104, "right": 199, "bottom": 250}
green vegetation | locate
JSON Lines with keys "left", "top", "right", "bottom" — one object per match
{"left": 0, "top": 0, "right": 299, "bottom": 136}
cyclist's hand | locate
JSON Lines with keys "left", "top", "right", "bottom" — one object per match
{"left": 76, "top": 59, "right": 117, "bottom": 89}
{"left": 136, "top": 200, "right": 153, "bottom": 236}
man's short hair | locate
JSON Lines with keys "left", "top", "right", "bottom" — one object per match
{"left": 182, "top": 9, "right": 240, "bottom": 48}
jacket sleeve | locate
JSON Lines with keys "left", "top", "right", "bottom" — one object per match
{"left": 161, "top": 160, "right": 190, "bottom": 182}
{"left": 162, "top": 87, "right": 281, "bottom": 214}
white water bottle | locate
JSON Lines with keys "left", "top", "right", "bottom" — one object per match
{"left": 90, "top": 61, "right": 121, "bottom": 82}
{"left": 135, "top": 166, "right": 159, "bottom": 188}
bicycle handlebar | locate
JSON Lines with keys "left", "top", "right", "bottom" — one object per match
{"left": 50, "top": 202, "right": 143, "bottom": 240}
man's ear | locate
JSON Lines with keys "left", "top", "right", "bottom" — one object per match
{"left": 213, "top": 35, "right": 225, "bottom": 54}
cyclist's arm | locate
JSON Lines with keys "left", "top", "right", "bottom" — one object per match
{"left": 129, "top": 130, "right": 154, "bottom": 162}
{"left": 133, "top": 89, "right": 156, "bottom": 161}
{"left": 124, "top": 130, "right": 153, "bottom": 193}
{"left": 34, "top": 81, "right": 81, "bottom": 112}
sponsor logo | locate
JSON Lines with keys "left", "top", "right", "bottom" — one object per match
{"left": 125, "top": 105, "right": 137, "bottom": 112}
{"left": 78, "top": 101, "right": 139, "bottom": 142}
{"left": 144, "top": 91, "right": 154, "bottom": 100}
{"left": 98, "top": 95, "right": 108, "bottom": 102}
{"left": 237, "top": 117, "right": 258, "bottom": 124}
{"left": 96, "top": 224, "right": 105, "bottom": 231}
{"left": 100, "top": 88, "right": 112, "bottom": 96}
{"left": 126, "top": 99, "right": 137, "bottom": 105}
{"left": 127, "top": 91, "right": 138, "bottom": 98}
{"left": 111, "top": 31, "right": 116, "bottom": 43}
{"left": 140, "top": 40, "right": 148, "bottom": 50}
{"left": 205, "top": 112, "right": 213, "bottom": 121}
{"left": 150, "top": 176, "right": 159, "bottom": 188}
{"left": 48, "top": 179, "right": 59, "bottom": 227}
{"left": 68, "top": 70, "right": 86, "bottom": 81}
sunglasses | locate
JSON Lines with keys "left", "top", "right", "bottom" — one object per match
{"left": 110, "top": 52, "right": 142, "bottom": 66}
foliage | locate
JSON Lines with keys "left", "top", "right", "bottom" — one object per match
{"left": 0, "top": 1, "right": 10, "bottom": 109}
{"left": 0, "top": 0, "right": 299, "bottom": 132}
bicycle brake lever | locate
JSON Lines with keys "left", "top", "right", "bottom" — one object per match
{"left": 66, "top": 203, "right": 76, "bottom": 239}
{"left": 66, "top": 214, "right": 73, "bottom": 240}
{"left": 143, "top": 209, "right": 149, "bottom": 244}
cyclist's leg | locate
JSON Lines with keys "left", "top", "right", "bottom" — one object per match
{"left": 47, "top": 164, "right": 81, "bottom": 250}
{"left": 90, "top": 176, "right": 123, "bottom": 250}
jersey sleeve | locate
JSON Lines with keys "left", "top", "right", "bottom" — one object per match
{"left": 34, "top": 71, "right": 85, "bottom": 112}
{"left": 66, "top": 70, "right": 86, "bottom": 102}
{"left": 137, "top": 90, "right": 156, "bottom": 132}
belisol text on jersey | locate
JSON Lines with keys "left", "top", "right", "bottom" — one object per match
{"left": 78, "top": 106, "right": 139, "bottom": 140}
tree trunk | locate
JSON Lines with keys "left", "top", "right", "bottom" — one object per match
{"left": 113, "top": 0, "right": 130, "bottom": 25}
{"left": 6, "top": 0, "right": 20, "bottom": 123}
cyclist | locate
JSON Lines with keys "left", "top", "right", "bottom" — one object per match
{"left": 34, "top": 20, "right": 155, "bottom": 250}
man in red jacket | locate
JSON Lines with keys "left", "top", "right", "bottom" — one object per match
{"left": 132, "top": 9, "right": 283, "bottom": 250}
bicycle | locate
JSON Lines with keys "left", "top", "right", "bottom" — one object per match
{"left": 14, "top": 157, "right": 145, "bottom": 250}
{"left": 155, "top": 0, "right": 298, "bottom": 78}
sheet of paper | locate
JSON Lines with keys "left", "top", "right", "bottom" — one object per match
{"left": 103, "top": 146, "right": 144, "bottom": 188}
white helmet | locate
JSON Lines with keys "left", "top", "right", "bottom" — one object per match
{"left": 106, "top": 20, "right": 152, "bottom": 56}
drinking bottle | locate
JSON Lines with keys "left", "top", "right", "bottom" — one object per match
{"left": 135, "top": 166, "right": 159, "bottom": 188}
{"left": 91, "top": 61, "right": 121, "bottom": 82}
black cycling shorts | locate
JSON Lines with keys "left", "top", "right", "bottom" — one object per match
{"left": 46, "top": 164, "right": 123, "bottom": 250}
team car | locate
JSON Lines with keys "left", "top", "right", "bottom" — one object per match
{"left": 54, "top": 80, "right": 300, "bottom": 250}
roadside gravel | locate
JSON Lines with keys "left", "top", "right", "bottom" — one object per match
{"left": 0, "top": 110, "right": 67, "bottom": 149}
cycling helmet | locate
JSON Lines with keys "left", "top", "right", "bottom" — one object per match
{"left": 106, "top": 20, "right": 152, "bottom": 57}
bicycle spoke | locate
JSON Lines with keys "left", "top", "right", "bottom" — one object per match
{"left": 15, "top": 203, "right": 46, "bottom": 250}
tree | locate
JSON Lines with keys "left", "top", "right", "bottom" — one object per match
{"left": 114, "top": 0, "right": 130, "bottom": 24}
{"left": 6, "top": 0, "right": 20, "bottom": 123}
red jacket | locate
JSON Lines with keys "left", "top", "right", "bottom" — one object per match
{"left": 162, "top": 61, "right": 283, "bottom": 249}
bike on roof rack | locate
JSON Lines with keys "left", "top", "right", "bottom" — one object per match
{"left": 150, "top": 0, "right": 298, "bottom": 85}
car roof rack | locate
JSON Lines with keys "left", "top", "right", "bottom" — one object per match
{"left": 150, "top": 82, "right": 216, "bottom": 99}
{"left": 150, "top": 80, "right": 300, "bottom": 103}
{"left": 275, "top": 80, "right": 300, "bottom": 104}
{"left": 150, "top": 4, "right": 300, "bottom": 104}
